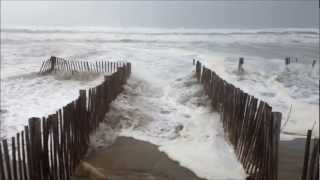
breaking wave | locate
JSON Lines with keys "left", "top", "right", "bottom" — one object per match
{"left": 2, "top": 27, "right": 319, "bottom": 35}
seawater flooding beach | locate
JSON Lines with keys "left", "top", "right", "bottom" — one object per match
{"left": 1, "top": 27, "right": 319, "bottom": 179}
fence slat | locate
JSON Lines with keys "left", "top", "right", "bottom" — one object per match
{"left": 302, "top": 130, "right": 312, "bottom": 180}
{"left": 0, "top": 142, "right": 6, "bottom": 180}
{"left": 3, "top": 139, "right": 12, "bottom": 180}
{"left": 12, "top": 137, "right": 18, "bottom": 180}
{"left": 24, "top": 126, "right": 32, "bottom": 180}
{"left": 21, "top": 131, "right": 28, "bottom": 180}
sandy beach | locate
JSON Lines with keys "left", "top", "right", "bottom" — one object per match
{"left": 81, "top": 136, "right": 204, "bottom": 180}
{"left": 79, "top": 136, "right": 317, "bottom": 180}
{"left": 278, "top": 138, "right": 317, "bottom": 180}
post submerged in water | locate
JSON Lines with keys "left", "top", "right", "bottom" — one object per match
{"left": 285, "top": 57, "right": 290, "bottom": 66}
{"left": 238, "top": 57, "right": 244, "bottom": 73}
{"left": 49, "top": 56, "right": 57, "bottom": 72}
{"left": 312, "top": 60, "right": 317, "bottom": 68}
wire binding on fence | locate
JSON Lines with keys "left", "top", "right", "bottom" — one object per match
{"left": 195, "top": 60, "right": 282, "bottom": 180}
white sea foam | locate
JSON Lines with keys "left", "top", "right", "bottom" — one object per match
{"left": 202, "top": 54, "right": 319, "bottom": 137}
{"left": 1, "top": 27, "right": 319, "bottom": 179}
{"left": 2, "top": 26, "right": 319, "bottom": 34}
{"left": 91, "top": 73, "right": 246, "bottom": 180}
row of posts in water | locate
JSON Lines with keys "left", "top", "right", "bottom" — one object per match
{"left": 193, "top": 57, "right": 318, "bottom": 73}
{"left": 241, "top": 57, "right": 317, "bottom": 71}
{"left": 285, "top": 57, "right": 317, "bottom": 67}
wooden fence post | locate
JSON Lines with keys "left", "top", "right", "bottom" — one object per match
{"left": 312, "top": 60, "right": 317, "bottom": 68}
{"left": 307, "top": 139, "right": 319, "bottom": 180}
{"left": 0, "top": 142, "right": 5, "bottom": 180}
{"left": 285, "top": 57, "right": 290, "bottom": 66}
{"left": 272, "top": 112, "right": 282, "bottom": 180}
{"left": 50, "top": 56, "right": 57, "bottom": 72}
{"left": 301, "top": 129, "right": 312, "bottom": 180}
{"left": 238, "top": 57, "right": 244, "bottom": 72}
{"left": 11, "top": 137, "right": 18, "bottom": 180}
{"left": 21, "top": 131, "right": 28, "bottom": 180}
{"left": 3, "top": 139, "right": 12, "bottom": 180}
{"left": 29, "top": 117, "right": 42, "bottom": 180}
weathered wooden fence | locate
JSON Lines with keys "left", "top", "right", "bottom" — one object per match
{"left": 195, "top": 61, "right": 282, "bottom": 180}
{"left": 0, "top": 61, "right": 131, "bottom": 180}
{"left": 39, "top": 56, "right": 127, "bottom": 74}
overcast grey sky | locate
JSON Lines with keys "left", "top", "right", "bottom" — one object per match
{"left": 1, "top": 1, "right": 319, "bottom": 29}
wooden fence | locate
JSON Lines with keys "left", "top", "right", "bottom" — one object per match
{"left": 195, "top": 61, "right": 282, "bottom": 180}
{"left": 0, "top": 61, "right": 131, "bottom": 180}
{"left": 39, "top": 56, "right": 127, "bottom": 74}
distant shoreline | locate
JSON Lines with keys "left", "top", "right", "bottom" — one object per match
{"left": 1, "top": 26, "right": 319, "bottom": 35}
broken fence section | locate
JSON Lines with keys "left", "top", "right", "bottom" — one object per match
{"left": 39, "top": 56, "right": 128, "bottom": 75}
{"left": 0, "top": 62, "right": 131, "bottom": 180}
{"left": 196, "top": 60, "right": 282, "bottom": 180}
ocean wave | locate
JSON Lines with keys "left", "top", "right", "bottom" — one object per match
{"left": 2, "top": 27, "right": 319, "bottom": 35}
{"left": 1, "top": 38, "right": 163, "bottom": 44}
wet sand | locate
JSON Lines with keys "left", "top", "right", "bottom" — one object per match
{"left": 76, "top": 136, "right": 314, "bottom": 180}
{"left": 278, "top": 138, "right": 316, "bottom": 180}
{"left": 81, "top": 136, "right": 204, "bottom": 180}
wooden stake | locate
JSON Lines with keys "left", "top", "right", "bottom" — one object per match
{"left": 301, "top": 129, "right": 312, "bottom": 180}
